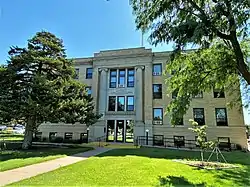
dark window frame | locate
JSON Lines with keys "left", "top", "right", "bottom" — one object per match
{"left": 127, "top": 69, "right": 135, "bottom": 87}
{"left": 85, "top": 86, "right": 92, "bottom": 96}
{"left": 118, "top": 69, "right": 125, "bottom": 86}
{"left": 153, "top": 135, "right": 164, "bottom": 146}
{"left": 153, "top": 84, "right": 162, "bottom": 99}
{"left": 109, "top": 69, "right": 117, "bottom": 88}
{"left": 108, "top": 96, "right": 116, "bottom": 111}
{"left": 86, "top": 68, "right": 93, "bottom": 79}
{"left": 126, "top": 96, "right": 134, "bottom": 111}
{"left": 153, "top": 64, "right": 162, "bottom": 76}
{"left": 218, "top": 137, "right": 231, "bottom": 150}
{"left": 153, "top": 108, "right": 163, "bottom": 122}
{"left": 74, "top": 68, "right": 79, "bottom": 79}
{"left": 64, "top": 132, "right": 73, "bottom": 140}
{"left": 174, "top": 136, "right": 185, "bottom": 147}
{"left": 193, "top": 108, "right": 205, "bottom": 125}
{"left": 192, "top": 92, "right": 203, "bottom": 98}
{"left": 117, "top": 96, "right": 125, "bottom": 111}
{"left": 49, "top": 132, "right": 57, "bottom": 141}
{"left": 175, "top": 117, "right": 184, "bottom": 126}
{"left": 213, "top": 89, "right": 225, "bottom": 98}
{"left": 215, "top": 108, "right": 228, "bottom": 126}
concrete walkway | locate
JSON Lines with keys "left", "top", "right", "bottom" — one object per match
{"left": 0, "top": 147, "right": 111, "bottom": 186}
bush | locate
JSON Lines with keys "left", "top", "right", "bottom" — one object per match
{"left": 236, "top": 144, "right": 242, "bottom": 150}
{"left": 52, "top": 137, "right": 63, "bottom": 143}
{"left": 42, "top": 137, "right": 48, "bottom": 142}
{"left": 63, "top": 139, "right": 81, "bottom": 144}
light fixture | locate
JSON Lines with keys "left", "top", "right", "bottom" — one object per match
{"left": 145, "top": 129, "right": 149, "bottom": 132}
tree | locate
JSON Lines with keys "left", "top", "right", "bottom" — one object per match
{"left": 0, "top": 31, "right": 101, "bottom": 149}
{"left": 189, "top": 119, "right": 214, "bottom": 163}
{"left": 131, "top": 0, "right": 249, "bottom": 123}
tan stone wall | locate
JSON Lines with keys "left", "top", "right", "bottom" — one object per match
{"left": 37, "top": 47, "right": 247, "bottom": 149}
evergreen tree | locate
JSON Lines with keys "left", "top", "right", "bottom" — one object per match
{"left": 0, "top": 31, "right": 100, "bottom": 149}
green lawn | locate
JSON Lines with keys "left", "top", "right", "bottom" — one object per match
{"left": 0, "top": 133, "right": 24, "bottom": 141}
{"left": 9, "top": 147, "right": 250, "bottom": 187}
{"left": 0, "top": 146, "right": 92, "bottom": 172}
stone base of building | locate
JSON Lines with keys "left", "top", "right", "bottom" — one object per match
{"left": 37, "top": 121, "right": 248, "bottom": 150}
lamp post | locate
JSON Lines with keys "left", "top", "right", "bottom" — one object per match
{"left": 145, "top": 129, "right": 149, "bottom": 145}
{"left": 86, "top": 127, "right": 90, "bottom": 143}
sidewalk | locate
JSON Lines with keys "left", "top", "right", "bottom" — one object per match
{"left": 0, "top": 147, "right": 111, "bottom": 186}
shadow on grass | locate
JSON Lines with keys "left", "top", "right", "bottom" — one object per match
{"left": 157, "top": 176, "right": 205, "bottom": 187}
{"left": 0, "top": 146, "right": 92, "bottom": 162}
{"left": 214, "top": 166, "right": 250, "bottom": 186}
{"left": 96, "top": 147, "right": 250, "bottom": 164}
{"left": 96, "top": 147, "right": 250, "bottom": 186}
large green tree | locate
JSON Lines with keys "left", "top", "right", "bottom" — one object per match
{"left": 0, "top": 31, "right": 100, "bottom": 149}
{"left": 131, "top": 0, "right": 250, "bottom": 124}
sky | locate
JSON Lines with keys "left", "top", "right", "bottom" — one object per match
{"left": 0, "top": 0, "right": 249, "bottom": 124}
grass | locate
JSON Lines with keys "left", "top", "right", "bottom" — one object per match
{"left": 0, "top": 146, "right": 92, "bottom": 172}
{"left": 8, "top": 147, "right": 250, "bottom": 187}
{"left": 0, "top": 133, "right": 24, "bottom": 141}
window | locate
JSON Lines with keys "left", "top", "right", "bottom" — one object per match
{"left": 153, "top": 108, "right": 163, "bottom": 124}
{"left": 153, "top": 135, "right": 164, "bottom": 146}
{"left": 85, "top": 87, "right": 92, "bottom": 96}
{"left": 108, "top": 96, "right": 116, "bottom": 111}
{"left": 110, "top": 70, "right": 117, "bottom": 88}
{"left": 153, "top": 84, "right": 162, "bottom": 99}
{"left": 74, "top": 68, "right": 79, "bottom": 79}
{"left": 193, "top": 108, "right": 205, "bottom": 125}
{"left": 176, "top": 118, "right": 184, "bottom": 126}
{"left": 117, "top": 96, "right": 125, "bottom": 111}
{"left": 86, "top": 68, "right": 92, "bottom": 79}
{"left": 213, "top": 88, "right": 225, "bottom": 98}
{"left": 192, "top": 92, "right": 203, "bottom": 98}
{"left": 174, "top": 136, "right": 185, "bottom": 147}
{"left": 127, "top": 96, "right": 134, "bottom": 111}
{"left": 34, "top": 132, "right": 42, "bottom": 141}
{"left": 64, "top": 132, "right": 73, "bottom": 140}
{"left": 153, "top": 64, "right": 162, "bottom": 75}
{"left": 127, "top": 69, "right": 135, "bottom": 87}
{"left": 215, "top": 108, "right": 228, "bottom": 126}
{"left": 49, "top": 132, "right": 57, "bottom": 141}
{"left": 118, "top": 69, "right": 125, "bottom": 86}
{"left": 172, "top": 89, "right": 178, "bottom": 99}
{"left": 218, "top": 137, "right": 231, "bottom": 150}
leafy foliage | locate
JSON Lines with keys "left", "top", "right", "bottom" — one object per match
{"left": 0, "top": 31, "right": 100, "bottom": 149}
{"left": 189, "top": 119, "right": 214, "bottom": 161}
{"left": 165, "top": 41, "right": 248, "bottom": 124}
{"left": 131, "top": 0, "right": 250, "bottom": 123}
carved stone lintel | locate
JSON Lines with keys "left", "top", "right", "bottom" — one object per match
{"left": 135, "top": 65, "right": 145, "bottom": 71}
{"left": 98, "top": 68, "right": 109, "bottom": 72}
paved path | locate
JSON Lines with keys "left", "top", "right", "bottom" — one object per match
{"left": 0, "top": 147, "right": 111, "bottom": 186}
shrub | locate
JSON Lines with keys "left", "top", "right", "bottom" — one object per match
{"left": 52, "top": 137, "right": 63, "bottom": 143}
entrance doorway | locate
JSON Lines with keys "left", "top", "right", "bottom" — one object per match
{"left": 106, "top": 120, "right": 134, "bottom": 143}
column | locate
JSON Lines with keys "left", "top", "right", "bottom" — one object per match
{"left": 98, "top": 68, "right": 108, "bottom": 116}
{"left": 135, "top": 66, "right": 144, "bottom": 122}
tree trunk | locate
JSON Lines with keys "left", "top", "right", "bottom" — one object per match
{"left": 230, "top": 35, "right": 250, "bottom": 85}
{"left": 22, "top": 117, "right": 34, "bottom": 149}
{"left": 201, "top": 150, "right": 204, "bottom": 166}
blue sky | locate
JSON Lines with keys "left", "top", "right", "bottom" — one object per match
{"left": 0, "top": 0, "right": 249, "bottom": 124}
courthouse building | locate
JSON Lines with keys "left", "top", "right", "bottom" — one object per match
{"left": 38, "top": 47, "right": 248, "bottom": 149}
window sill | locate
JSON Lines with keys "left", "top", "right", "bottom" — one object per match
{"left": 105, "top": 111, "right": 135, "bottom": 115}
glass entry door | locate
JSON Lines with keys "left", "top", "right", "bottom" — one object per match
{"left": 116, "top": 120, "right": 124, "bottom": 142}
{"left": 107, "top": 120, "right": 115, "bottom": 142}
{"left": 125, "top": 120, "right": 134, "bottom": 143}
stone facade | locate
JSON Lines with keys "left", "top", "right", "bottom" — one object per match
{"left": 38, "top": 47, "right": 248, "bottom": 149}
